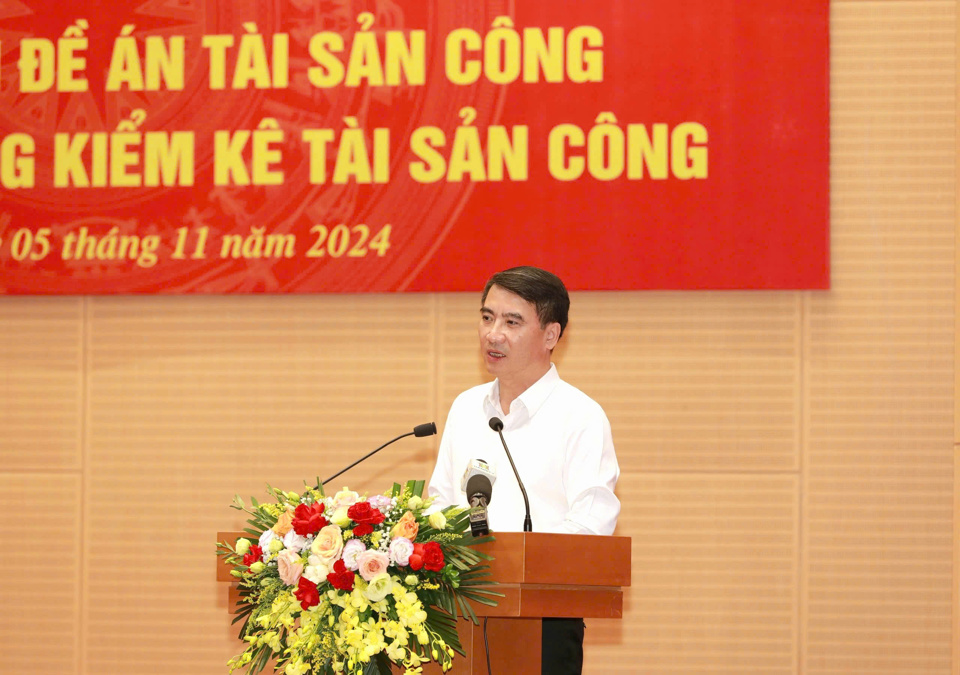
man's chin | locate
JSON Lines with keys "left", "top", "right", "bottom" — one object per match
{"left": 482, "top": 355, "right": 505, "bottom": 373}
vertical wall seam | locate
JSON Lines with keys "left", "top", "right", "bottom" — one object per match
{"left": 953, "top": 3, "right": 959, "bottom": 674}
{"left": 77, "top": 296, "right": 89, "bottom": 675}
{"left": 798, "top": 291, "right": 809, "bottom": 675}
{"left": 431, "top": 293, "right": 442, "bottom": 460}
{"left": 953, "top": 3, "right": 960, "bottom": 672}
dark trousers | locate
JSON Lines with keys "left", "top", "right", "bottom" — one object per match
{"left": 541, "top": 618, "right": 584, "bottom": 675}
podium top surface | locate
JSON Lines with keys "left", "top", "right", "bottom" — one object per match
{"left": 471, "top": 532, "right": 631, "bottom": 587}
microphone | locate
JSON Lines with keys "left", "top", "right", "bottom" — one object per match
{"left": 488, "top": 417, "right": 533, "bottom": 532}
{"left": 320, "top": 422, "right": 437, "bottom": 486}
{"left": 461, "top": 459, "right": 496, "bottom": 536}
{"left": 413, "top": 422, "right": 437, "bottom": 437}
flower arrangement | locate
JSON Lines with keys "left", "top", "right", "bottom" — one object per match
{"left": 216, "top": 479, "right": 499, "bottom": 675}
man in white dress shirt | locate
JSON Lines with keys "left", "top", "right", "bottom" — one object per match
{"left": 427, "top": 266, "right": 620, "bottom": 674}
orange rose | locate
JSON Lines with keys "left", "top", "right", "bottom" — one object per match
{"left": 272, "top": 509, "right": 295, "bottom": 536}
{"left": 390, "top": 511, "right": 419, "bottom": 541}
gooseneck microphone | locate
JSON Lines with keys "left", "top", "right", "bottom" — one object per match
{"left": 320, "top": 422, "right": 437, "bottom": 486}
{"left": 488, "top": 417, "right": 533, "bottom": 532}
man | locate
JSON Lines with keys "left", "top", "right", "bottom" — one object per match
{"left": 427, "top": 266, "right": 620, "bottom": 674}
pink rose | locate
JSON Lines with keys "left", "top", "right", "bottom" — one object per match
{"left": 356, "top": 549, "right": 390, "bottom": 581}
{"left": 277, "top": 549, "right": 304, "bottom": 586}
{"left": 368, "top": 495, "right": 393, "bottom": 512}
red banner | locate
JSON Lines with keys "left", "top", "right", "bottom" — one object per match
{"left": 0, "top": 0, "right": 828, "bottom": 294}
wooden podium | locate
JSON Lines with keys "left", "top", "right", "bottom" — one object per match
{"left": 217, "top": 531, "right": 631, "bottom": 674}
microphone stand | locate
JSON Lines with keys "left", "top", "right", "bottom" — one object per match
{"left": 319, "top": 422, "right": 437, "bottom": 487}
{"left": 489, "top": 418, "right": 533, "bottom": 532}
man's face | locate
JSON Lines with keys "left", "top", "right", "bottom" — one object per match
{"left": 478, "top": 285, "right": 559, "bottom": 380}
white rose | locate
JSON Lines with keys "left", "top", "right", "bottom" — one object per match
{"left": 303, "top": 555, "right": 331, "bottom": 584}
{"left": 332, "top": 488, "right": 361, "bottom": 509}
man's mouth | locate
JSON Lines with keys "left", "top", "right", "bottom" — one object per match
{"left": 487, "top": 350, "right": 506, "bottom": 359}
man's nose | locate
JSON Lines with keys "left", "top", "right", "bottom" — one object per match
{"left": 486, "top": 322, "right": 506, "bottom": 341}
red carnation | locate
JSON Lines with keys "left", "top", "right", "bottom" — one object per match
{"left": 292, "top": 502, "right": 328, "bottom": 535}
{"left": 327, "top": 559, "right": 355, "bottom": 591}
{"left": 352, "top": 523, "right": 374, "bottom": 537}
{"left": 347, "top": 502, "right": 385, "bottom": 526}
{"left": 294, "top": 576, "right": 320, "bottom": 610}
{"left": 422, "top": 541, "right": 445, "bottom": 572}
{"left": 242, "top": 545, "right": 263, "bottom": 567}
{"left": 408, "top": 543, "right": 425, "bottom": 571}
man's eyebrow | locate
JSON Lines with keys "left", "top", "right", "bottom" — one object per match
{"left": 480, "top": 306, "right": 525, "bottom": 321}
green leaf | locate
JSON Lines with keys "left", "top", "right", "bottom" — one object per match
{"left": 362, "top": 656, "right": 391, "bottom": 675}
{"left": 438, "top": 591, "right": 454, "bottom": 616}
{"left": 251, "top": 644, "right": 271, "bottom": 673}
{"left": 424, "top": 605, "right": 462, "bottom": 653}
{"left": 456, "top": 594, "right": 478, "bottom": 624}
{"left": 404, "top": 479, "right": 419, "bottom": 498}
{"left": 375, "top": 652, "right": 392, "bottom": 673}
{"left": 231, "top": 606, "right": 254, "bottom": 626}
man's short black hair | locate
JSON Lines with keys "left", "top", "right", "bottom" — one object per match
{"left": 481, "top": 266, "right": 570, "bottom": 337}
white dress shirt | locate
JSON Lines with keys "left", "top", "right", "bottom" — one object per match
{"left": 427, "top": 364, "right": 621, "bottom": 535}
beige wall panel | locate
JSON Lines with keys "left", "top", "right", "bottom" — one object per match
{"left": 0, "top": 474, "right": 81, "bottom": 674}
{"left": 805, "top": 2, "right": 955, "bottom": 673}
{"left": 438, "top": 291, "right": 802, "bottom": 473}
{"left": 560, "top": 292, "right": 801, "bottom": 473}
{"left": 0, "top": 297, "right": 83, "bottom": 470}
{"left": 81, "top": 295, "right": 438, "bottom": 673}
{"left": 437, "top": 292, "right": 486, "bottom": 423}
{"left": 583, "top": 474, "right": 798, "bottom": 674}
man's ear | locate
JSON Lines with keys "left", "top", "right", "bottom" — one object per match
{"left": 544, "top": 322, "right": 561, "bottom": 350}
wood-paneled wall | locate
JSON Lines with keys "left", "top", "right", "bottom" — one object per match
{"left": 0, "top": 1, "right": 957, "bottom": 673}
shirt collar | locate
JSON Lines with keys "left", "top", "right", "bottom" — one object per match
{"left": 483, "top": 364, "right": 560, "bottom": 425}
